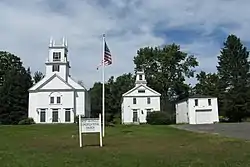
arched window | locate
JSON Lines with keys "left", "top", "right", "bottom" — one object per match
{"left": 49, "top": 92, "right": 62, "bottom": 104}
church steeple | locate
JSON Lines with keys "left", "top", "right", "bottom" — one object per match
{"left": 135, "top": 69, "right": 147, "bottom": 87}
{"left": 45, "top": 37, "right": 70, "bottom": 81}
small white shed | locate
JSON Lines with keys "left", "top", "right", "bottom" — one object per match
{"left": 175, "top": 95, "right": 219, "bottom": 124}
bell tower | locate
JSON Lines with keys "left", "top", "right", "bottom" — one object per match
{"left": 45, "top": 37, "right": 70, "bottom": 82}
{"left": 135, "top": 69, "right": 147, "bottom": 87}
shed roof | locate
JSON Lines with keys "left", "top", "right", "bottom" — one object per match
{"left": 176, "top": 94, "right": 216, "bottom": 104}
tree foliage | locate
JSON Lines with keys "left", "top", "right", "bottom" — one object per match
{"left": 0, "top": 51, "right": 33, "bottom": 124}
{"left": 133, "top": 43, "right": 198, "bottom": 112}
{"left": 2, "top": 34, "right": 250, "bottom": 125}
{"left": 194, "top": 71, "right": 219, "bottom": 97}
{"left": 217, "top": 34, "right": 250, "bottom": 121}
{"left": 89, "top": 73, "right": 135, "bottom": 119}
{"left": 33, "top": 71, "right": 44, "bottom": 84}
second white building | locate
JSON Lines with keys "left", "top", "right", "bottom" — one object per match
{"left": 175, "top": 95, "right": 219, "bottom": 124}
{"left": 121, "top": 70, "right": 161, "bottom": 124}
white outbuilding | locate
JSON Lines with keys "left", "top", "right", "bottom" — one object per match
{"left": 28, "top": 38, "right": 91, "bottom": 123}
{"left": 175, "top": 95, "right": 219, "bottom": 124}
{"left": 121, "top": 70, "right": 161, "bottom": 124}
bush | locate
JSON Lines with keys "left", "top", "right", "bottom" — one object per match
{"left": 146, "top": 111, "right": 175, "bottom": 125}
{"left": 219, "top": 116, "right": 229, "bottom": 122}
{"left": 105, "top": 113, "right": 113, "bottom": 124}
{"left": 112, "top": 114, "right": 121, "bottom": 125}
{"left": 18, "top": 118, "right": 35, "bottom": 125}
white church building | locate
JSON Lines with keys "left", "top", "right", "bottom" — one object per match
{"left": 121, "top": 70, "right": 161, "bottom": 124}
{"left": 28, "top": 38, "right": 91, "bottom": 123}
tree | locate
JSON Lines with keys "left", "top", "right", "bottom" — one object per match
{"left": 217, "top": 34, "right": 250, "bottom": 121}
{"left": 133, "top": 43, "right": 198, "bottom": 112}
{"left": 88, "top": 82, "right": 103, "bottom": 117}
{"left": 194, "top": 71, "right": 219, "bottom": 97}
{"left": 0, "top": 51, "right": 33, "bottom": 124}
{"left": 89, "top": 73, "right": 135, "bottom": 121}
{"left": 106, "top": 73, "right": 135, "bottom": 116}
{"left": 33, "top": 71, "right": 44, "bottom": 84}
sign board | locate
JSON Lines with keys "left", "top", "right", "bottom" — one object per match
{"left": 78, "top": 113, "right": 102, "bottom": 147}
{"left": 81, "top": 118, "right": 100, "bottom": 133}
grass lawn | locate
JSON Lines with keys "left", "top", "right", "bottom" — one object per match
{"left": 1, "top": 124, "right": 250, "bottom": 167}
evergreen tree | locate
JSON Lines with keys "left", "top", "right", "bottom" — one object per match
{"left": 33, "top": 71, "right": 44, "bottom": 84}
{"left": 217, "top": 34, "right": 250, "bottom": 121}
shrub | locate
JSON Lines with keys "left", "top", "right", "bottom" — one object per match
{"left": 112, "top": 114, "right": 121, "bottom": 125}
{"left": 219, "top": 115, "right": 229, "bottom": 122}
{"left": 146, "top": 111, "right": 175, "bottom": 125}
{"left": 18, "top": 118, "right": 35, "bottom": 125}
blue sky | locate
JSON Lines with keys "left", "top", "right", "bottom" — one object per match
{"left": 0, "top": 0, "right": 250, "bottom": 88}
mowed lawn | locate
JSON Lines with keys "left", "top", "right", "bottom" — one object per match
{"left": 1, "top": 124, "right": 250, "bottom": 167}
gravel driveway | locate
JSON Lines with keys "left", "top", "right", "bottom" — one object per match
{"left": 172, "top": 123, "right": 250, "bottom": 140}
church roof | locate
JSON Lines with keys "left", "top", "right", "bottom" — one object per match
{"left": 122, "top": 84, "right": 161, "bottom": 97}
{"left": 29, "top": 74, "right": 86, "bottom": 92}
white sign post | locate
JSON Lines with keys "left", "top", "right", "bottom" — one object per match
{"left": 79, "top": 113, "right": 103, "bottom": 147}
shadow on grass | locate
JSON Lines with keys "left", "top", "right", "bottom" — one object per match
{"left": 81, "top": 144, "right": 103, "bottom": 148}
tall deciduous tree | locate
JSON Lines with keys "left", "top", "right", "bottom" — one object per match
{"left": 133, "top": 43, "right": 198, "bottom": 112}
{"left": 217, "top": 34, "right": 250, "bottom": 121}
{"left": 0, "top": 51, "right": 33, "bottom": 124}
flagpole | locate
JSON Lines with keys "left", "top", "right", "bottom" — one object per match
{"left": 102, "top": 34, "right": 105, "bottom": 137}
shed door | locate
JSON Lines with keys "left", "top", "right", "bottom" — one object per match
{"left": 195, "top": 109, "right": 213, "bottom": 124}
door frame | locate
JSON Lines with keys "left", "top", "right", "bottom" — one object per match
{"left": 132, "top": 109, "right": 138, "bottom": 123}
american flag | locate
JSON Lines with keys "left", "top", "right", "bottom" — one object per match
{"left": 97, "top": 40, "right": 112, "bottom": 70}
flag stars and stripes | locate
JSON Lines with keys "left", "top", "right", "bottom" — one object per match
{"left": 97, "top": 39, "right": 112, "bottom": 70}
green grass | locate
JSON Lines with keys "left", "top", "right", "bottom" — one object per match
{"left": 1, "top": 124, "right": 250, "bottom": 167}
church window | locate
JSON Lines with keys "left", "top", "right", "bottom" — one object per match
{"left": 53, "top": 52, "right": 61, "bottom": 61}
{"left": 52, "top": 65, "right": 60, "bottom": 72}
{"left": 50, "top": 97, "right": 54, "bottom": 104}
{"left": 139, "top": 74, "right": 142, "bottom": 80}
{"left": 40, "top": 109, "right": 46, "bottom": 122}
{"left": 65, "top": 109, "right": 71, "bottom": 122}
{"left": 57, "top": 97, "right": 61, "bottom": 104}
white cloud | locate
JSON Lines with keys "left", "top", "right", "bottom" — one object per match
{"left": 0, "top": 0, "right": 250, "bottom": 88}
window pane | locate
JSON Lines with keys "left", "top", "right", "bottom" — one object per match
{"left": 50, "top": 97, "right": 54, "bottom": 104}
{"left": 65, "top": 109, "right": 71, "bottom": 122}
{"left": 52, "top": 109, "right": 58, "bottom": 122}
{"left": 195, "top": 99, "right": 198, "bottom": 106}
{"left": 57, "top": 97, "right": 61, "bottom": 104}
{"left": 147, "top": 97, "right": 151, "bottom": 104}
{"left": 52, "top": 65, "right": 60, "bottom": 72}
{"left": 138, "top": 89, "right": 145, "bottom": 93}
{"left": 40, "top": 110, "right": 46, "bottom": 122}
{"left": 139, "top": 75, "right": 142, "bottom": 80}
{"left": 53, "top": 52, "right": 61, "bottom": 61}
{"left": 133, "top": 98, "right": 136, "bottom": 104}
{"left": 208, "top": 99, "right": 211, "bottom": 106}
